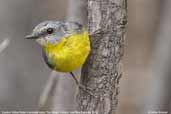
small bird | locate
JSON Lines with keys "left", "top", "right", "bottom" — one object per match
{"left": 26, "top": 21, "right": 90, "bottom": 90}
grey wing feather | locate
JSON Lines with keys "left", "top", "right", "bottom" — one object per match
{"left": 42, "top": 49, "right": 55, "bottom": 69}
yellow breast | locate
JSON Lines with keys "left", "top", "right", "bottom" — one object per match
{"left": 44, "top": 31, "right": 90, "bottom": 72}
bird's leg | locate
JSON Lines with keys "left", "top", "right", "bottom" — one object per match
{"left": 70, "top": 72, "right": 91, "bottom": 90}
{"left": 70, "top": 72, "right": 80, "bottom": 86}
{"left": 70, "top": 72, "right": 96, "bottom": 97}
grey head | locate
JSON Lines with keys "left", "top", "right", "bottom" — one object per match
{"left": 26, "top": 21, "right": 83, "bottom": 46}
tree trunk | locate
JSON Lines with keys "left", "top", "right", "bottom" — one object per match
{"left": 76, "top": 0, "right": 127, "bottom": 114}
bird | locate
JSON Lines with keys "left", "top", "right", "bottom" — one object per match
{"left": 25, "top": 21, "right": 91, "bottom": 92}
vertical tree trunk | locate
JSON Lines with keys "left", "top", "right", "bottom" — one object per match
{"left": 76, "top": 0, "right": 127, "bottom": 114}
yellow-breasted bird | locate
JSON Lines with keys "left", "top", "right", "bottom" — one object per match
{"left": 26, "top": 21, "right": 90, "bottom": 89}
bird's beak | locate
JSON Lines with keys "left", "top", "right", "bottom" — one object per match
{"left": 25, "top": 33, "right": 39, "bottom": 39}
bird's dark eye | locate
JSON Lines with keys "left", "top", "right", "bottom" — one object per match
{"left": 47, "top": 28, "right": 54, "bottom": 34}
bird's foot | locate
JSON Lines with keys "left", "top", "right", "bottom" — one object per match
{"left": 77, "top": 83, "right": 97, "bottom": 98}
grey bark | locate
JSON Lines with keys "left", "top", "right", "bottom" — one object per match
{"left": 76, "top": 0, "right": 127, "bottom": 114}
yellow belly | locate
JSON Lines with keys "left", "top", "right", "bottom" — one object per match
{"left": 44, "top": 31, "right": 90, "bottom": 72}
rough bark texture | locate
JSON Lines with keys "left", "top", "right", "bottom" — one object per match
{"left": 76, "top": 0, "right": 127, "bottom": 114}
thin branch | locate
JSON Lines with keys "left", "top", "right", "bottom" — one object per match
{"left": 0, "top": 38, "right": 10, "bottom": 54}
{"left": 38, "top": 71, "right": 58, "bottom": 110}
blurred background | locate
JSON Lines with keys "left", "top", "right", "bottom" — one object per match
{"left": 0, "top": 0, "right": 170, "bottom": 114}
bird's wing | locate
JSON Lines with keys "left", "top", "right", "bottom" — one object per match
{"left": 42, "top": 49, "right": 55, "bottom": 69}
